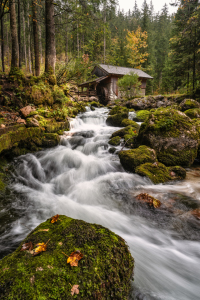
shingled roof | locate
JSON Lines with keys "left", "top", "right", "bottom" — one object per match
{"left": 98, "top": 64, "right": 153, "bottom": 79}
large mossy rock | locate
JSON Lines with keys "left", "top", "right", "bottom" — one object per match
{"left": 106, "top": 112, "right": 128, "bottom": 127}
{"left": 135, "top": 110, "right": 151, "bottom": 122}
{"left": 0, "top": 125, "right": 61, "bottom": 157}
{"left": 184, "top": 108, "right": 200, "bottom": 119}
{"left": 119, "top": 145, "right": 157, "bottom": 173}
{"left": 112, "top": 125, "right": 139, "bottom": 138}
{"left": 179, "top": 99, "right": 200, "bottom": 111}
{"left": 135, "top": 162, "right": 186, "bottom": 184}
{"left": 137, "top": 108, "right": 199, "bottom": 167}
{"left": 108, "top": 136, "right": 121, "bottom": 146}
{"left": 0, "top": 215, "right": 134, "bottom": 300}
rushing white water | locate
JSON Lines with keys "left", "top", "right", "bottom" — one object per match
{"left": 1, "top": 107, "right": 200, "bottom": 300}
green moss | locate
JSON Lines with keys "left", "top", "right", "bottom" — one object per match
{"left": 52, "top": 86, "right": 68, "bottom": 105}
{"left": 0, "top": 216, "right": 134, "bottom": 300}
{"left": 136, "top": 110, "right": 151, "bottom": 122}
{"left": 119, "top": 145, "right": 157, "bottom": 173}
{"left": 41, "top": 133, "right": 60, "bottom": 147}
{"left": 90, "top": 101, "right": 100, "bottom": 108}
{"left": 108, "top": 136, "right": 121, "bottom": 146}
{"left": 9, "top": 67, "right": 25, "bottom": 83}
{"left": 180, "top": 99, "right": 200, "bottom": 111}
{"left": 157, "top": 148, "right": 198, "bottom": 167}
{"left": 135, "top": 162, "right": 186, "bottom": 184}
{"left": 184, "top": 108, "right": 200, "bottom": 119}
{"left": 106, "top": 112, "right": 129, "bottom": 127}
{"left": 45, "top": 121, "right": 69, "bottom": 133}
{"left": 124, "top": 134, "right": 137, "bottom": 148}
{"left": 109, "top": 106, "right": 128, "bottom": 116}
{"left": 121, "top": 119, "right": 140, "bottom": 131}
{"left": 112, "top": 125, "right": 139, "bottom": 138}
{"left": 29, "top": 83, "right": 54, "bottom": 106}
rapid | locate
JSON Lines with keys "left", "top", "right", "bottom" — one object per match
{"left": 0, "top": 107, "right": 200, "bottom": 300}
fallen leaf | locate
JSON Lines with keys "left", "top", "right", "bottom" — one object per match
{"left": 3, "top": 268, "right": 9, "bottom": 271}
{"left": 71, "top": 285, "right": 79, "bottom": 296}
{"left": 33, "top": 239, "right": 50, "bottom": 256}
{"left": 58, "top": 242, "right": 63, "bottom": 246}
{"left": 170, "top": 171, "right": 176, "bottom": 177}
{"left": 136, "top": 193, "right": 161, "bottom": 209}
{"left": 36, "top": 267, "right": 44, "bottom": 271}
{"left": 62, "top": 250, "right": 83, "bottom": 267}
{"left": 51, "top": 214, "right": 61, "bottom": 223}
{"left": 37, "top": 229, "right": 49, "bottom": 232}
{"left": 30, "top": 275, "right": 35, "bottom": 285}
{"left": 20, "top": 242, "right": 34, "bottom": 251}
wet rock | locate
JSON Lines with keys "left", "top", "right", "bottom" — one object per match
{"left": 108, "top": 136, "right": 121, "bottom": 146}
{"left": 135, "top": 162, "right": 186, "bottom": 184}
{"left": 179, "top": 99, "right": 200, "bottom": 111}
{"left": 191, "top": 208, "right": 200, "bottom": 220}
{"left": 137, "top": 108, "right": 199, "bottom": 167}
{"left": 88, "top": 96, "right": 99, "bottom": 102}
{"left": 119, "top": 145, "right": 157, "bottom": 173}
{"left": 108, "top": 106, "right": 128, "bottom": 116}
{"left": 109, "top": 147, "right": 117, "bottom": 154}
{"left": 20, "top": 105, "right": 35, "bottom": 118}
{"left": 0, "top": 215, "right": 134, "bottom": 300}
{"left": 26, "top": 118, "right": 39, "bottom": 127}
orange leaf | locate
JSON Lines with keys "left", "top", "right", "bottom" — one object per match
{"left": 71, "top": 284, "right": 79, "bottom": 296}
{"left": 50, "top": 214, "right": 61, "bottom": 223}
{"left": 63, "top": 250, "right": 83, "bottom": 267}
{"left": 33, "top": 239, "right": 50, "bottom": 256}
{"left": 20, "top": 241, "right": 33, "bottom": 251}
{"left": 136, "top": 193, "right": 161, "bottom": 209}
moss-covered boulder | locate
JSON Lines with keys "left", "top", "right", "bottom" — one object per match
{"left": 0, "top": 215, "right": 134, "bottom": 300}
{"left": 108, "top": 136, "right": 121, "bottom": 146}
{"left": 137, "top": 108, "right": 199, "bottom": 167}
{"left": 119, "top": 145, "right": 157, "bottom": 173}
{"left": 121, "top": 119, "right": 140, "bottom": 132}
{"left": 108, "top": 106, "right": 128, "bottom": 116}
{"left": 112, "top": 125, "right": 139, "bottom": 138}
{"left": 106, "top": 111, "right": 129, "bottom": 127}
{"left": 179, "top": 99, "right": 200, "bottom": 111}
{"left": 184, "top": 108, "right": 200, "bottom": 119}
{"left": 135, "top": 162, "right": 186, "bottom": 184}
{"left": 135, "top": 110, "right": 151, "bottom": 122}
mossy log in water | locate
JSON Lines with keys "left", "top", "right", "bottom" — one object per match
{"left": 137, "top": 108, "right": 199, "bottom": 167}
{"left": 0, "top": 215, "right": 134, "bottom": 300}
{"left": 119, "top": 146, "right": 157, "bottom": 173}
{"left": 135, "top": 162, "right": 186, "bottom": 184}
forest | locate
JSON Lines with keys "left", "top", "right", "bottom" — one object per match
{"left": 0, "top": 0, "right": 199, "bottom": 96}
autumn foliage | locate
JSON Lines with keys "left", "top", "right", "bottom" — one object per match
{"left": 126, "top": 26, "right": 149, "bottom": 69}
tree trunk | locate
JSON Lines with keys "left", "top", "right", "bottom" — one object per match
{"left": 103, "top": 5, "right": 106, "bottom": 64}
{"left": 77, "top": 23, "right": 79, "bottom": 57}
{"left": 32, "top": 0, "right": 40, "bottom": 76}
{"left": 39, "top": 23, "right": 43, "bottom": 64}
{"left": 18, "top": 0, "right": 22, "bottom": 68}
{"left": 22, "top": 7, "right": 27, "bottom": 70}
{"left": 45, "top": 0, "right": 56, "bottom": 74}
{"left": 65, "top": 15, "right": 68, "bottom": 63}
{"left": 0, "top": 12, "right": 5, "bottom": 72}
{"left": 27, "top": 3, "right": 32, "bottom": 73}
{"left": 6, "top": 14, "right": 10, "bottom": 67}
{"left": 10, "top": 0, "right": 19, "bottom": 68}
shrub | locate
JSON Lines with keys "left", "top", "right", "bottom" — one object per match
{"left": 118, "top": 72, "right": 141, "bottom": 99}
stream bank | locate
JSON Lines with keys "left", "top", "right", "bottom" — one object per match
{"left": 0, "top": 107, "right": 200, "bottom": 299}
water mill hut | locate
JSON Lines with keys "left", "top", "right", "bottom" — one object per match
{"left": 78, "top": 64, "right": 153, "bottom": 104}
